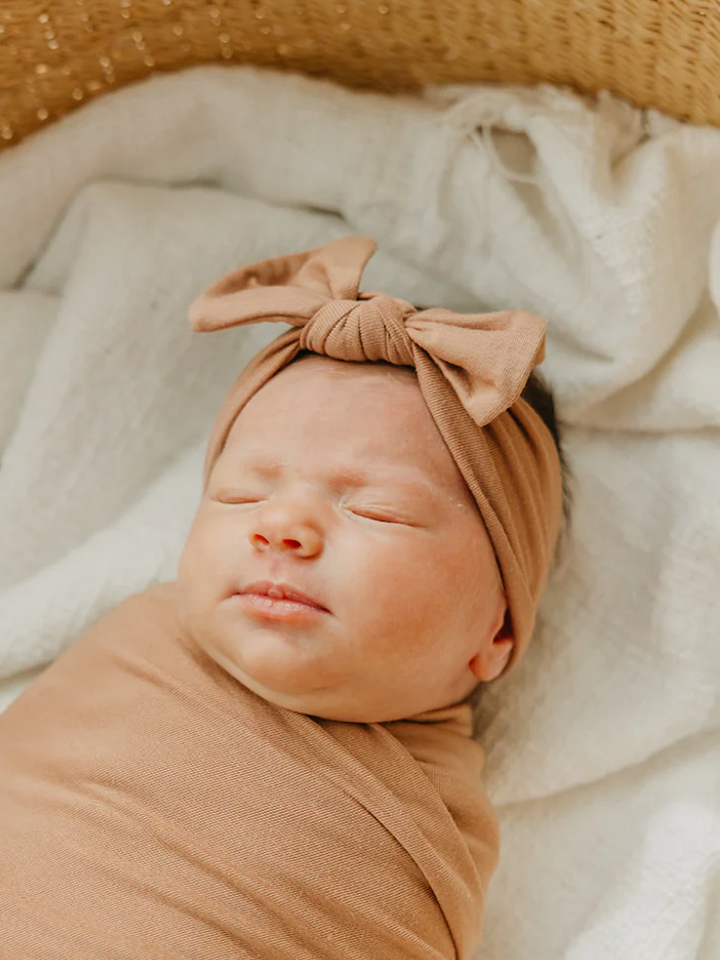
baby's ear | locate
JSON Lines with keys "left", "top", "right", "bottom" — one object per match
{"left": 468, "top": 609, "right": 514, "bottom": 682}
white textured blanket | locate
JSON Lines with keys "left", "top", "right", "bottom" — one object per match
{"left": 1, "top": 65, "right": 719, "bottom": 960}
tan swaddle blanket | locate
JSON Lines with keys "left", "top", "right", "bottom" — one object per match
{"left": 0, "top": 584, "right": 498, "bottom": 959}
{"left": 0, "top": 236, "right": 562, "bottom": 959}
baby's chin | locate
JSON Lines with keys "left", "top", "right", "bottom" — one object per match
{"left": 204, "top": 640, "right": 441, "bottom": 722}
{"left": 203, "top": 623, "right": 340, "bottom": 697}
{"left": 198, "top": 629, "right": 390, "bottom": 722}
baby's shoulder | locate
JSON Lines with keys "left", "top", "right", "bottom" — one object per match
{"left": 68, "top": 581, "right": 179, "bottom": 658}
{"left": 93, "top": 580, "right": 178, "bottom": 630}
{"left": 4, "top": 582, "right": 185, "bottom": 715}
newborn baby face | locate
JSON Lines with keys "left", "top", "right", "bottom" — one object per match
{"left": 177, "top": 356, "right": 512, "bottom": 723}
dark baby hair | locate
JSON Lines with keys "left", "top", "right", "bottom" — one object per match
{"left": 521, "top": 369, "right": 571, "bottom": 530}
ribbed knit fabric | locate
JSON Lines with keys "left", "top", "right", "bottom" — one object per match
{"left": 0, "top": 583, "right": 499, "bottom": 959}
{"left": 190, "top": 236, "right": 563, "bottom": 673}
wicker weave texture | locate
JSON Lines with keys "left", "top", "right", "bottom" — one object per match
{"left": 1, "top": 0, "right": 720, "bottom": 148}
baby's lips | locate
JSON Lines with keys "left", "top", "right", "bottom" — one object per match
{"left": 239, "top": 580, "right": 330, "bottom": 613}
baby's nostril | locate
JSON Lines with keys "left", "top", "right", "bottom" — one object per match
{"left": 251, "top": 534, "right": 270, "bottom": 547}
{"left": 282, "top": 538, "right": 302, "bottom": 550}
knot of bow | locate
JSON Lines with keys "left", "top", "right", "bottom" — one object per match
{"left": 299, "top": 292, "right": 416, "bottom": 366}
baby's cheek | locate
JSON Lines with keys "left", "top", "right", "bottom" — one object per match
{"left": 354, "top": 540, "right": 446, "bottom": 649}
{"left": 178, "top": 516, "right": 229, "bottom": 627}
{"left": 186, "top": 514, "right": 236, "bottom": 587}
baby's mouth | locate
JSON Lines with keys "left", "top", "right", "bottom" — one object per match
{"left": 235, "top": 580, "right": 330, "bottom": 621}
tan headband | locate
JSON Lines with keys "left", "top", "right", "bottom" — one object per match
{"left": 189, "top": 236, "right": 562, "bottom": 673}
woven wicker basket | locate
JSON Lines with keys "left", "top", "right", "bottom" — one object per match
{"left": 1, "top": 0, "right": 719, "bottom": 149}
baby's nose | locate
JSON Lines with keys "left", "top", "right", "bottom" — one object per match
{"left": 249, "top": 508, "right": 323, "bottom": 559}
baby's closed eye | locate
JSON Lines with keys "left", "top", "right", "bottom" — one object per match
{"left": 347, "top": 506, "right": 411, "bottom": 524}
{"left": 211, "top": 489, "right": 268, "bottom": 505}
{"left": 342, "top": 495, "right": 429, "bottom": 527}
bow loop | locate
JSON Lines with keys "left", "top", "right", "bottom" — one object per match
{"left": 407, "top": 308, "right": 547, "bottom": 427}
{"left": 189, "top": 237, "right": 377, "bottom": 333}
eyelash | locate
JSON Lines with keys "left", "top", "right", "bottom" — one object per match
{"left": 346, "top": 504, "right": 417, "bottom": 526}
{"left": 214, "top": 494, "right": 413, "bottom": 526}
{"left": 350, "top": 509, "right": 398, "bottom": 524}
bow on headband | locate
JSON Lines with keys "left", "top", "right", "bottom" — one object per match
{"left": 189, "top": 236, "right": 562, "bottom": 673}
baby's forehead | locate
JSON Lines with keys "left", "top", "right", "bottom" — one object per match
{"left": 231, "top": 355, "right": 427, "bottom": 433}
{"left": 220, "top": 357, "right": 470, "bottom": 496}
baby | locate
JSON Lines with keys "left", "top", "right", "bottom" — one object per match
{"left": 0, "top": 237, "right": 564, "bottom": 959}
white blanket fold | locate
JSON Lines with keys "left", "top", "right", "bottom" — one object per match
{"left": 1, "top": 64, "right": 719, "bottom": 960}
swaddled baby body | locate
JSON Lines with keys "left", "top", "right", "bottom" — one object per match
{"left": 0, "top": 238, "right": 564, "bottom": 959}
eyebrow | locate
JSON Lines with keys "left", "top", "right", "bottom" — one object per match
{"left": 239, "top": 460, "right": 284, "bottom": 478}
{"left": 217, "top": 456, "right": 447, "bottom": 499}
{"left": 328, "top": 466, "right": 448, "bottom": 501}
